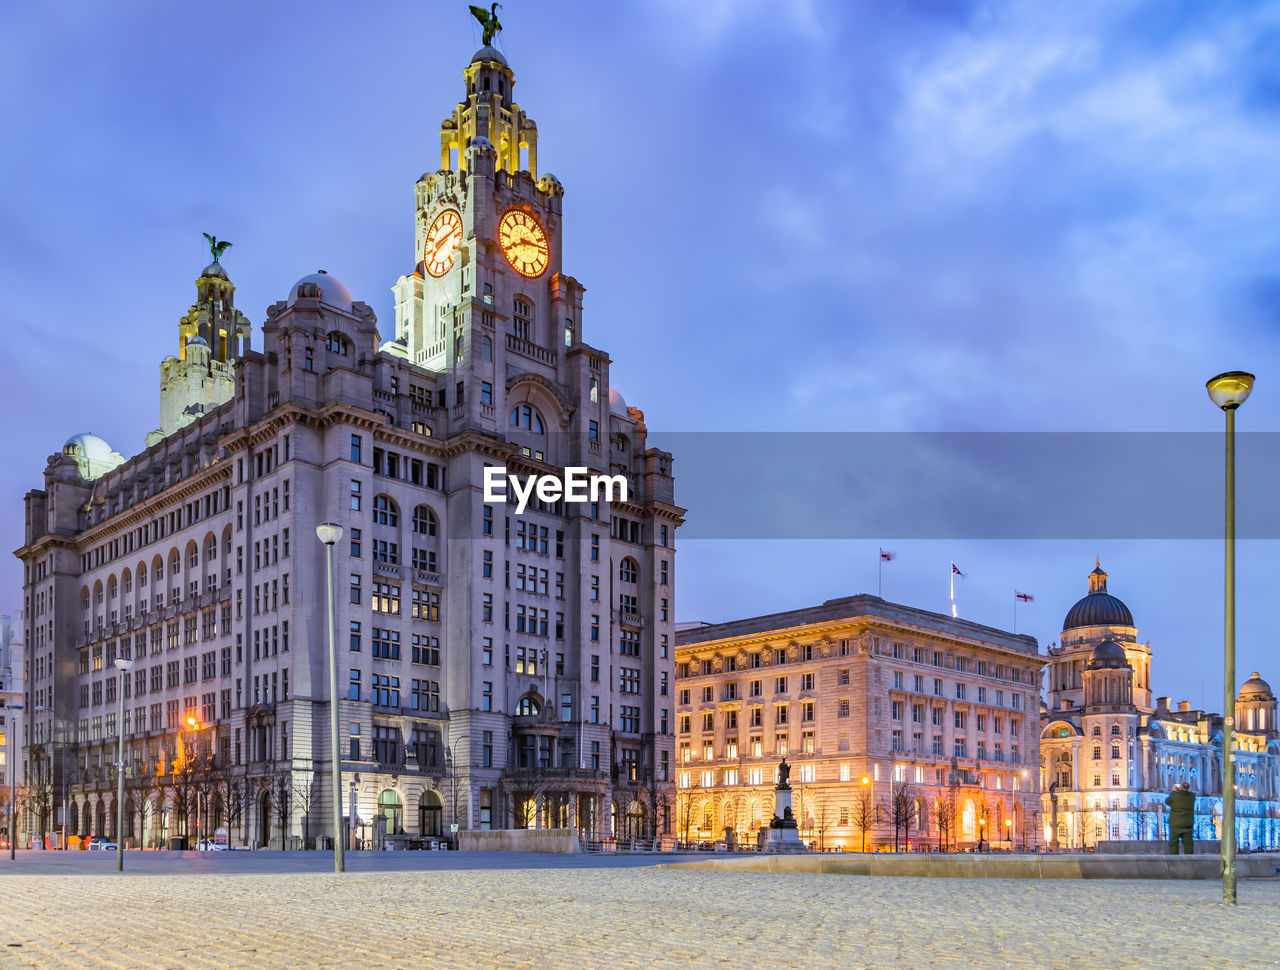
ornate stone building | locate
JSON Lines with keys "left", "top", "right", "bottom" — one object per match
{"left": 16, "top": 41, "right": 680, "bottom": 850}
{"left": 1040, "top": 563, "right": 1280, "bottom": 849}
{"left": 676, "top": 596, "right": 1042, "bottom": 851}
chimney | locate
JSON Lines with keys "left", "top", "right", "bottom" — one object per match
{"left": 1178, "top": 701, "right": 1191, "bottom": 713}
{"left": 1156, "top": 697, "right": 1170, "bottom": 712}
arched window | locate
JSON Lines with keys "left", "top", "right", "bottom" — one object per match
{"left": 1111, "top": 744, "right": 1121, "bottom": 760}
{"left": 509, "top": 404, "right": 545, "bottom": 434}
{"left": 564, "top": 321, "right": 574, "bottom": 346}
{"left": 1110, "top": 724, "right": 1121, "bottom": 736}
{"left": 373, "top": 495, "right": 399, "bottom": 527}
{"left": 412, "top": 505, "right": 438, "bottom": 537}
{"left": 619, "top": 558, "right": 639, "bottom": 583}
{"left": 516, "top": 696, "right": 540, "bottom": 717}
{"left": 169, "top": 551, "right": 181, "bottom": 575}
{"left": 326, "top": 332, "right": 349, "bottom": 356}
{"left": 377, "top": 790, "right": 403, "bottom": 836}
{"left": 480, "top": 335, "right": 493, "bottom": 362}
{"left": 1092, "top": 745, "right": 1102, "bottom": 761}
{"left": 187, "top": 542, "right": 199, "bottom": 570}
{"left": 1091, "top": 725, "right": 1101, "bottom": 736}
{"left": 589, "top": 378, "right": 598, "bottom": 403}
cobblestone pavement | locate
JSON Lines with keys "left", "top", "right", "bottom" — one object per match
{"left": 1, "top": 855, "right": 1277, "bottom": 969}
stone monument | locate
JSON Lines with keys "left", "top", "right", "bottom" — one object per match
{"left": 761, "top": 758, "right": 806, "bottom": 853}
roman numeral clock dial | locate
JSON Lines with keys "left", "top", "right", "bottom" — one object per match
{"left": 423, "top": 209, "right": 463, "bottom": 277}
{"left": 498, "top": 208, "right": 549, "bottom": 278}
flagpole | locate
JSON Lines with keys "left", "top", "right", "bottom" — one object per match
{"left": 878, "top": 550, "right": 883, "bottom": 598}
{"left": 1013, "top": 590, "right": 1017, "bottom": 633}
{"left": 950, "top": 562, "right": 956, "bottom": 618}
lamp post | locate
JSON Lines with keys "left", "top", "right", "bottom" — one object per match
{"left": 113, "top": 657, "right": 133, "bottom": 872}
{"left": 316, "top": 522, "right": 345, "bottom": 873}
{"left": 1004, "top": 816, "right": 1013, "bottom": 850}
{"left": 35, "top": 707, "right": 68, "bottom": 849}
{"left": 6, "top": 700, "right": 23, "bottom": 859}
{"left": 1206, "top": 370, "right": 1254, "bottom": 906}
{"left": 448, "top": 733, "right": 470, "bottom": 843}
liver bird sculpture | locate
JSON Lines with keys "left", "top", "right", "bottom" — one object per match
{"left": 469, "top": 3, "right": 502, "bottom": 46}
{"left": 203, "top": 233, "right": 232, "bottom": 263}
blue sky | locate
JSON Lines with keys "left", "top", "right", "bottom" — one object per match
{"left": 3, "top": 1, "right": 1279, "bottom": 705}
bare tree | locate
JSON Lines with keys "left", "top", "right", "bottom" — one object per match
{"left": 852, "top": 791, "right": 875, "bottom": 852}
{"left": 292, "top": 772, "right": 316, "bottom": 848}
{"left": 676, "top": 776, "right": 701, "bottom": 847}
{"left": 932, "top": 795, "right": 954, "bottom": 852}
{"left": 26, "top": 749, "right": 54, "bottom": 842}
{"left": 810, "top": 789, "right": 836, "bottom": 850}
{"left": 889, "top": 783, "right": 919, "bottom": 852}
{"left": 272, "top": 769, "right": 293, "bottom": 850}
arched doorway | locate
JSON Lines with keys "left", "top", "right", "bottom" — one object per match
{"left": 418, "top": 790, "right": 443, "bottom": 837}
{"left": 723, "top": 801, "right": 736, "bottom": 838}
{"left": 378, "top": 790, "right": 403, "bottom": 836}
{"left": 625, "top": 800, "right": 645, "bottom": 839}
{"left": 95, "top": 801, "right": 106, "bottom": 838}
{"left": 69, "top": 801, "right": 80, "bottom": 837}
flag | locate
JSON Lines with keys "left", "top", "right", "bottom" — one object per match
{"left": 1015, "top": 592, "right": 1034, "bottom": 603}
{"left": 951, "top": 563, "right": 965, "bottom": 577}
{"left": 880, "top": 549, "right": 895, "bottom": 562}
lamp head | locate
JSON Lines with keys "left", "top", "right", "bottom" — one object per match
{"left": 316, "top": 522, "right": 344, "bottom": 546}
{"left": 1206, "top": 371, "right": 1255, "bottom": 411}
{"left": 114, "top": 657, "right": 133, "bottom": 672}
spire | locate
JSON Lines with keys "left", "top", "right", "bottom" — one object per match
{"left": 151, "top": 237, "right": 253, "bottom": 443}
{"left": 438, "top": 28, "right": 538, "bottom": 176}
{"left": 1088, "top": 561, "right": 1107, "bottom": 594}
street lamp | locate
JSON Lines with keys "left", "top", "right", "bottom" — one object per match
{"left": 113, "top": 656, "right": 133, "bottom": 872}
{"left": 448, "top": 733, "right": 471, "bottom": 843}
{"left": 1206, "top": 370, "right": 1254, "bottom": 906}
{"left": 1004, "top": 816, "right": 1013, "bottom": 849}
{"left": 316, "top": 522, "right": 345, "bottom": 873}
{"left": 5, "top": 699, "right": 23, "bottom": 859}
{"left": 35, "top": 707, "right": 69, "bottom": 850}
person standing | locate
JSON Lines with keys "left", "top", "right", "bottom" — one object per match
{"left": 1166, "top": 782, "right": 1196, "bottom": 855}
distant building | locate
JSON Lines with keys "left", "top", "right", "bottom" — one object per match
{"left": 1040, "top": 562, "right": 1280, "bottom": 849}
{"left": 676, "top": 595, "right": 1042, "bottom": 851}
{"left": 1, "top": 612, "right": 26, "bottom": 843}
{"left": 16, "top": 42, "right": 679, "bottom": 850}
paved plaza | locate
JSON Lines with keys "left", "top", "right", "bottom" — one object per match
{"left": 1, "top": 852, "right": 1277, "bottom": 969}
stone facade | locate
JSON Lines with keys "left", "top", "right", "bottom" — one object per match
{"left": 16, "top": 44, "right": 680, "bottom": 850}
{"left": 676, "top": 595, "right": 1042, "bottom": 851}
{"left": 1040, "top": 563, "right": 1280, "bottom": 850}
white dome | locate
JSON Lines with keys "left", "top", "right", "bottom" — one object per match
{"left": 470, "top": 135, "right": 493, "bottom": 150}
{"left": 187, "top": 335, "right": 208, "bottom": 347}
{"left": 608, "top": 386, "right": 628, "bottom": 416}
{"left": 62, "top": 433, "right": 124, "bottom": 481}
{"left": 287, "top": 271, "right": 355, "bottom": 312}
{"left": 539, "top": 173, "right": 562, "bottom": 187}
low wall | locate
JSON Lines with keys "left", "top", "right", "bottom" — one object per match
{"left": 663, "top": 851, "right": 1280, "bottom": 880}
{"left": 1094, "top": 840, "right": 1220, "bottom": 855}
{"left": 456, "top": 828, "right": 581, "bottom": 854}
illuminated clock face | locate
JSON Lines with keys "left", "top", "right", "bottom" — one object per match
{"left": 498, "top": 208, "right": 550, "bottom": 278}
{"left": 423, "top": 209, "right": 464, "bottom": 277}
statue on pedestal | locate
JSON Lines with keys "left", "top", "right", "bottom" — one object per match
{"left": 776, "top": 758, "right": 791, "bottom": 790}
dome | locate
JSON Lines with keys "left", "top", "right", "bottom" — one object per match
{"left": 608, "top": 386, "right": 628, "bottom": 416}
{"left": 1239, "top": 672, "right": 1273, "bottom": 698}
{"left": 200, "top": 261, "right": 229, "bottom": 280}
{"left": 1087, "top": 639, "right": 1129, "bottom": 668}
{"left": 539, "top": 173, "right": 562, "bottom": 188}
{"left": 470, "top": 135, "right": 493, "bottom": 150}
{"left": 287, "top": 271, "right": 355, "bottom": 312}
{"left": 62, "top": 433, "right": 124, "bottom": 481}
{"left": 471, "top": 45, "right": 507, "bottom": 66}
{"left": 1062, "top": 562, "right": 1134, "bottom": 631}
{"left": 186, "top": 335, "right": 208, "bottom": 348}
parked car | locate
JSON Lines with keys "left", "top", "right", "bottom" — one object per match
{"left": 196, "top": 839, "right": 228, "bottom": 851}
{"left": 86, "top": 836, "right": 117, "bottom": 851}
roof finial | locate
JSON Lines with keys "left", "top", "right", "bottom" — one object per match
{"left": 469, "top": 3, "right": 502, "bottom": 46}
{"left": 203, "top": 232, "right": 232, "bottom": 264}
